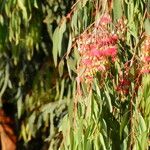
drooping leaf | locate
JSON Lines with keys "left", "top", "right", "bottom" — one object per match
{"left": 58, "top": 59, "right": 64, "bottom": 77}
{"left": 104, "top": 91, "right": 112, "bottom": 113}
{"left": 52, "top": 27, "right": 59, "bottom": 66}
{"left": 113, "top": 0, "right": 123, "bottom": 20}
{"left": 58, "top": 18, "right": 66, "bottom": 56}
{"left": 144, "top": 19, "right": 150, "bottom": 35}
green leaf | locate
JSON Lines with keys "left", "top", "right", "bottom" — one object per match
{"left": 37, "top": 115, "right": 42, "bottom": 129}
{"left": 71, "top": 11, "right": 78, "bottom": 35}
{"left": 58, "top": 59, "right": 64, "bottom": 77}
{"left": 59, "top": 79, "right": 65, "bottom": 100}
{"left": 113, "top": 0, "right": 123, "bottom": 20}
{"left": 0, "top": 14, "right": 4, "bottom": 25}
{"left": 99, "top": 133, "right": 106, "bottom": 150}
{"left": 120, "top": 112, "right": 129, "bottom": 139}
{"left": 34, "top": 0, "right": 38, "bottom": 8}
{"left": 68, "top": 98, "right": 74, "bottom": 127}
{"left": 66, "top": 33, "right": 72, "bottom": 58}
{"left": 67, "top": 57, "right": 77, "bottom": 78}
{"left": 137, "top": 132, "right": 148, "bottom": 150}
{"left": 85, "top": 140, "right": 92, "bottom": 150}
{"left": 104, "top": 91, "right": 112, "bottom": 113}
{"left": 28, "top": 112, "right": 36, "bottom": 135}
{"left": 17, "top": 0, "right": 28, "bottom": 21}
{"left": 121, "top": 137, "right": 128, "bottom": 150}
{"left": 144, "top": 19, "right": 150, "bottom": 35}
{"left": 0, "top": 64, "right": 9, "bottom": 98}
{"left": 59, "top": 115, "right": 70, "bottom": 147}
{"left": 78, "top": 118, "right": 83, "bottom": 144}
{"left": 58, "top": 19, "right": 66, "bottom": 56}
{"left": 17, "top": 96, "right": 23, "bottom": 119}
{"left": 52, "top": 27, "right": 59, "bottom": 66}
{"left": 139, "top": 113, "right": 146, "bottom": 132}
{"left": 67, "top": 57, "right": 76, "bottom": 73}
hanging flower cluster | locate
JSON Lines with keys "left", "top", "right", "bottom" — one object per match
{"left": 76, "top": 15, "right": 118, "bottom": 83}
{"left": 141, "top": 35, "right": 150, "bottom": 73}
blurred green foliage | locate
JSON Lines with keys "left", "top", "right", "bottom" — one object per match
{"left": 0, "top": 0, "right": 74, "bottom": 149}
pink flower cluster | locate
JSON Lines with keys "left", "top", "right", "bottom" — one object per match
{"left": 77, "top": 15, "right": 118, "bottom": 82}
{"left": 141, "top": 36, "right": 150, "bottom": 74}
{"left": 89, "top": 46, "right": 117, "bottom": 58}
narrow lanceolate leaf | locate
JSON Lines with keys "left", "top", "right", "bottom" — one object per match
{"left": 59, "top": 79, "right": 65, "bottom": 100}
{"left": 104, "top": 91, "right": 112, "bottom": 113}
{"left": 144, "top": 19, "right": 150, "bottom": 35}
{"left": 17, "top": 96, "right": 23, "bottom": 119}
{"left": 66, "top": 33, "right": 72, "bottom": 58}
{"left": 0, "top": 14, "right": 4, "bottom": 25}
{"left": 34, "top": 0, "right": 38, "bottom": 8}
{"left": 139, "top": 113, "right": 146, "bottom": 132}
{"left": 99, "top": 133, "right": 107, "bottom": 150}
{"left": 17, "top": 0, "right": 28, "bottom": 21}
{"left": 67, "top": 57, "right": 76, "bottom": 73}
{"left": 0, "top": 64, "right": 9, "bottom": 98}
{"left": 58, "top": 59, "right": 64, "bottom": 77}
{"left": 52, "top": 27, "right": 59, "bottom": 66}
{"left": 58, "top": 18, "right": 66, "bottom": 56}
{"left": 120, "top": 112, "right": 129, "bottom": 139}
{"left": 67, "top": 59, "right": 72, "bottom": 78}
{"left": 113, "top": 0, "right": 123, "bottom": 20}
{"left": 67, "top": 57, "right": 77, "bottom": 78}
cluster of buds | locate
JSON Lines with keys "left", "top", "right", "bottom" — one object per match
{"left": 141, "top": 35, "right": 150, "bottom": 73}
{"left": 76, "top": 14, "right": 118, "bottom": 83}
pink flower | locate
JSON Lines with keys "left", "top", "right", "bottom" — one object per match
{"left": 98, "top": 65, "right": 105, "bottom": 71}
{"left": 82, "top": 59, "right": 92, "bottom": 65}
{"left": 103, "top": 47, "right": 117, "bottom": 57}
{"left": 90, "top": 48, "right": 100, "bottom": 57}
{"left": 101, "top": 15, "right": 112, "bottom": 25}
{"left": 86, "top": 76, "right": 93, "bottom": 80}
{"left": 144, "top": 56, "right": 150, "bottom": 62}
{"left": 101, "top": 37, "right": 111, "bottom": 45}
{"left": 100, "top": 35, "right": 118, "bottom": 45}
{"left": 111, "top": 35, "right": 118, "bottom": 42}
{"left": 141, "top": 69, "right": 150, "bottom": 74}
{"left": 98, "top": 50, "right": 105, "bottom": 56}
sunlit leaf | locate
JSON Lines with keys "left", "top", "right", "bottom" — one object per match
{"left": 113, "top": 0, "right": 123, "bottom": 20}
{"left": 58, "top": 59, "right": 64, "bottom": 77}
{"left": 144, "top": 19, "right": 150, "bottom": 35}
{"left": 52, "top": 27, "right": 59, "bottom": 66}
{"left": 104, "top": 91, "right": 112, "bottom": 113}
